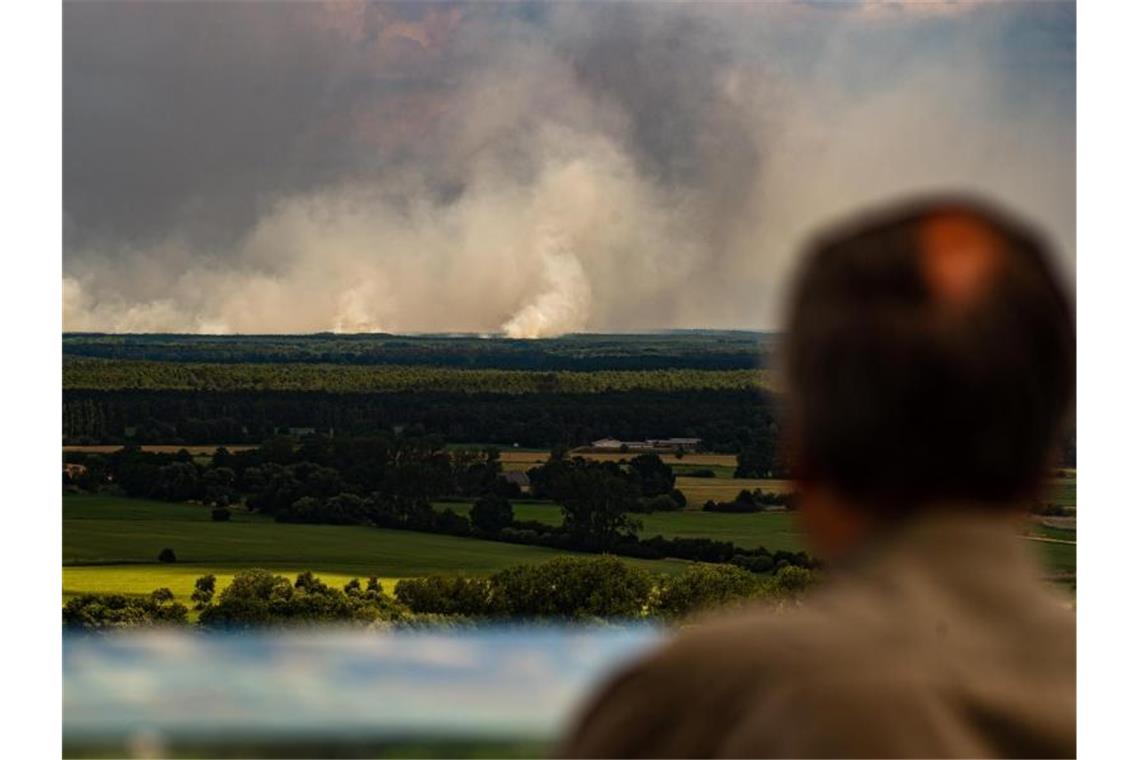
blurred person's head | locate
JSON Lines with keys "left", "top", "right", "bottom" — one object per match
{"left": 784, "top": 197, "right": 1075, "bottom": 557}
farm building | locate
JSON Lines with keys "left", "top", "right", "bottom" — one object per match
{"left": 500, "top": 471, "right": 530, "bottom": 488}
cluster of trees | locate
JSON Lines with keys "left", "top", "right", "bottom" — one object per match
{"left": 523, "top": 454, "right": 685, "bottom": 550}
{"left": 63, "top": 331, "right": 776, "bottom": 370}
{"left": 66, "top": 435, "right": 516, "bottom": 511}
{"left": 529, "top": 452, "right": 683, "bottom": 507}
{"left": 63, "top": 557, "right": 819, "bottom": 630}
{"left": 702, "top": 489, "right": 798, "bottom": 513}
{"left": 196, "top": 570, "right": 411, "bottom": 628}
{"left": 63, "top": 589, "right": 190, "bottom": 629}
{"left": 734, "top": 430, "right": 789, "bottom": 479}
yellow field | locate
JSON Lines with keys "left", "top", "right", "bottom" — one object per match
{"left": 62, "top": 565, "right": 397, "bottom": 611}
{"left": 674, "top": 476, "right": 795, "bottom": 506}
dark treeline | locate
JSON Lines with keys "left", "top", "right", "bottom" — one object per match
{"left": 702, "top": 489, "right": 798, "bottom": 513}
{"left": 65, "top": 435, "right": 515, "bottom": 508}
{"left": 63, "top": 388, "right": 785, "bottom": 456}
{"left": 63, "top": 331, "right": 777, "bottom": 370}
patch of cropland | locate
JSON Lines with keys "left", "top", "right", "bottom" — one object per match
{"left": 63, "top": 331, "right": 778, "bottom": 370}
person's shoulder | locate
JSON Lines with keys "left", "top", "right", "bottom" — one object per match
{"left": 557, "top": 605, "right": 834, "bottom": 758}
{"left": 659, "top": 598, "right": 874, "bottom": 681}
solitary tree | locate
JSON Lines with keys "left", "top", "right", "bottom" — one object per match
{"left": 628, "top": 454, "right": 676, "bottom": 498}
{"left": 191, "top": 574, "right": 216, "bottom": 609}
{"left": 150, "top": 587, "right": 176, "bottom": 604}
{"left": 554, "top": 466, "right": 641, "bottom": 550}
{"left": 470, "top": 494, "right": 514, "bottom": 534}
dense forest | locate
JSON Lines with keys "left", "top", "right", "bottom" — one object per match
{"left": 64, "top": 357, "right": 775, "bottom": 394}
{"left": 63, "top": 331, "right": 777, "bottom": 370}
{"left": 60, "top": 332, "right": 1072, "bottom": 468}
{"left": 62, "top": 333, "right": 786, "bottom": 454}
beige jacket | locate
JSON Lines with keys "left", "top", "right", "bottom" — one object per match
{"left": 560, "top": 511, "right": 1075, "bottom": 758}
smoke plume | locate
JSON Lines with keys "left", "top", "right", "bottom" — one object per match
{"left": 63, "top": 1, "right": 1075, "bottom": 335}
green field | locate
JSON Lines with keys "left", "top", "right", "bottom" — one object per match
{"left": 1048, "top": 479, "right": 1077, "bottom": 508}
{"left": 442, "top": 500, "right": 807, "bottom": 553}
{"left": 444, "top": 498, "right": 1074, "bottom": 579}
{"left": 62, "top": 495, "right": 689, "bottom": 607}
{"left": 1033, "top": 540, "right": 1077, "bottom": 577}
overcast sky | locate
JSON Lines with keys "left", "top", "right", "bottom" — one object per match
{"left": 63, "top": 1, "right": 1075, "bottom": 335}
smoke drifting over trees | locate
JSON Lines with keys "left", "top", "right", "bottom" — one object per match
{"left": 63, "top": 1, "right": 1074, "bottom": 336}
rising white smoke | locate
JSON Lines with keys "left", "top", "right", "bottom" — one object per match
{"left": 62, "top": 2, "right": 1075, "bottom": 336}
{"left": 501, "top": 232, "right": 592, "bottom": 339}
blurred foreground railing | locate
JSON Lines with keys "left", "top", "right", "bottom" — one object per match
{"left": 63, "top": 625, "right": 665, "bottom": 758}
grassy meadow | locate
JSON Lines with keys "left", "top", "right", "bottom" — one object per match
{"left": 440, "top": 500, "right": 807, "bottom": 553}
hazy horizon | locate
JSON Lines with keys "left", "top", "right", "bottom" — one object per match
{"left": 64, "top": 1, "right": 1075, "bottom": 337}
{"left": 63, "top": 327, "right": 778, "bottom": 338}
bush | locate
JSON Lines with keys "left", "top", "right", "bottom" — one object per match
{"left": 490, "top": 556, "right": 654, "bottom": 620}
{"left": 434, "top": 508, "right": 473, "bottom": 536}
{"left": 703, "top": 499, "right": 761, "bottom": 513}
{"left": 191, "top": 574, "right": 216, "bottom": 609}
{"left": 498, "top": 527, "right": 541, "bottom": 545}
{"left": 730, "top": 553, "right": 775, "bottom": 574}
{"left": 150, "top": 587, "right": 175, "bottom": 604}
{"left": 470, "top": 494, "right": 514, "bottom": 534}
{"left": 394, "top": 575, "right": 496, "bottom": 616}
{"left": 63, "top": 592, "right": 189, "bottom": 630}
{"left": 754, "top": 490, "right": 797, "bottom": 508}
{"left": 771, "top": 565, "right": 817, "bottom": 594}
{"left": 641, "top": 535, "right": 737, "bottom": 563}
{"left": 211, "top": 507, "right": 232, "bottom": 522}
{"left": 653, "top": 564, "right": 760, "bottom": 619}
{"left": 634, "top": 493, "right": 685, "bottom": 513}
{"left": 509, "top": 519, "right": 559, "bottom": 535}
{"left": 197, "top": 569, "right": 409, "bottom": 628}
{"left": 157, "top": 548, "right": 177, "bottom": 563}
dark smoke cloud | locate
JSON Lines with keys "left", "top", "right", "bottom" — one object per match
{"left": 63, "top": 1, "right": 1075, "bottom": 335}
